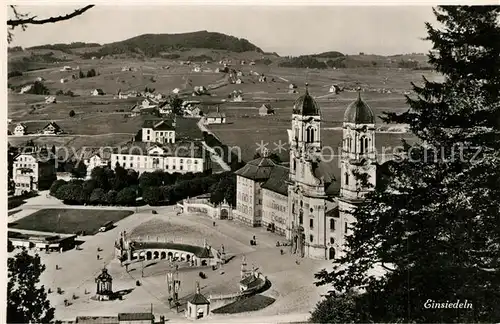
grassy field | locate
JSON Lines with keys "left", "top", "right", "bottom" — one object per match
{"left": 9, "top": 57, "right": 435, "bottom": 167}
{"left": 212, "top": 295, "right": 276, "bottom": 314}
{"left": 8, "top": 209, "right": 134, "bottom": 235}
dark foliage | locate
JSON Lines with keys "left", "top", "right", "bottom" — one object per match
{"left": 7, "top": 249, "right": 54, "bottom": 323}
{"left": 80, "top": 31, "right": 263, "bottom": 58}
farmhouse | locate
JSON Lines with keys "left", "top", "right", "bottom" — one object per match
{"left": 12, "top": 148, "right": 57, "bottom": 195}
{"left": 233, "top": 94, "right": 243, "bottom": 102}
{"left": 60, "top": 66, "right": 73, "bottom": 71}
{"left": 13, "top": 123, "right": 27, "bottom": 136}
{"left": 91, "top": 89, "right": 105, "bottom": 96}
{"left": 289, "top": 83, "right": 297, "bottom": 89}
{"left": 235, "top": 78, "right": 243, "bottom": 84}
{"left": 141, "top": 98, "right": 158, "bottom": 109}
{"left": 158, "top": 102, "right": 172, "bottom": 116}
{"left": 111, "top": 140, "right": 210, "bottom": 175}
{"left": 19, "top": 85, "right": 33, "bottom": 94}
{"left": 45, "top": 96, "right": 57, "bottom": 104}
{"left": 234, "top": 87, "right": 377, "bottom": 260}
{"left": 77, "top": 147, "right": 113, "bottom": 177}
{"left": 204, "top": 106, "right": 226, "bottom": 125}
{"left": 39, "top": 122, "right": 63, "bottom": 135}
{"left": 172, "top": 88, "right": 180, "bottom": 94}
{"left": 259, "top": 103, "right": 275, "bottom": 116}
{"left": 329, "top": 85, "right": 341, "bottom": 94}
{"left": 193, "top": 66, "right": 201, "bottom": 72}
{"left": 35, "top": 76, "right": 45, "bottom": 82}
{"left": 60, "top": 78, "right": 68, "bottom": 84}
{"left": 141, "top": 119, "right": 176, "bottom": 144}
{"left": 258, "top": 74, "right": 267, "bottom": 83}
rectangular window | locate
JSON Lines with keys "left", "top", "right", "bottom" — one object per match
{"left": 310, "top": 219, "right": 314, "bottom": 229}
{"left": 180, "top": 165, "right": 183, "bottom": 170}
{"left": 122, "top": 156, "right": 126, "bottom": 160}
{"left": 130, "top": 163, "right": 133, "bottom": 167}
{"left": 194, "top": 160, "right": 198, "bottom": 164}
{"left": 147, "top": 129, "right": 151, "bottom": 134}
{"left": 180, "top": 159, "right": 184, "bottom": 163}
{"left": 309, "top": 235, "right": 313, "bottom": 243}
{"left": 147, "top": 136, "right": 150, "bottom": 141}
{"left": 345, "top": 222, "right": 348, "bottom": 234}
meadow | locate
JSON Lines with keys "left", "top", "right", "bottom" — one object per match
{"left": 8, "top": 56, "right": 434, "bottom": 169}
{"left": 8, "top": 209, "right": 134, "bottom": 235}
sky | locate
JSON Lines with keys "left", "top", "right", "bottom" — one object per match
{"left": 7, "top": 5, "right": 438, "bottom": 56}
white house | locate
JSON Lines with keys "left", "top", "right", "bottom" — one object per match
{"left": 60, "top": 66, "right": 72, "bottom": 71}
{"left": 141, "top": 98, "right": 158, "bottom": 109}
{"left": 159, "top": 103, "right": 172, "bottom": 116}
{"left": 19, "top": 85, "right": 33, "bottom": 94}
{"left": 13, "top": 149, "right": 56, "bottom": 196}
{"left": 79, "top": 148, "right": 112, "bottom": 177}
{"left": 141, "top": 119, "right": 176, "bottom": 144}
{"left": 14, "top": 123, "right": 27, "bottom": 136}
{"left": 235, "top": 79, "right": 243, "bottom": 84}
{"left": 35, "top": 77, "right": 45, "bottom": 82}
{"left": 111, "top": 141, "right": 210, "bottom": 175}
{"left": 233, "top": 94, "right": 243, "bottom": 102}
{"left": 193, "top": 66, "right": 201, "bottom": 73}
{"left": 172, "top": 88, "right": 180, "bottom": 94}
{"left": 91, "top": 89, "right": 105, "bottom": 96}
{"left": 259, "top": 103, "right": 274, "bottom": 116}
{"left": 60, "top": 78, "right": 68, "bottom": 84}
{"left": 45, "top": 96, "right": 57, "bottom": 104}
{"left": 39, "top": 122, "right": 63, "bottom": 135}
{"left": 204, "top": 106, "right": 226, "bottom": 125}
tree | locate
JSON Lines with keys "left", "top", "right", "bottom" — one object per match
{"left": 105, "top": 190, "right": 117, "bottom": 205}
{"left": 7, "top": 249, "right": 54, "bottom": 323}
{"left": 89, "top": 188, "right": 106, "bottom": 205}
{"left": 91, "top": 166, "right": 111, "bottom": 191}
{"left": 116, "top": 187, "right": 137, "bottom": 206}
{"left": 70, "top": 160, "right": 87, "bottom": 178}
{"left": 69, "top": 110, "right": 75, "bottom": 117}
{"left": 313, "top": 6, "right": 500, "bottom": 323}
{"left": 143, "top": 186, "right": 162, "bottom": 206}
{"left": 49, "top": 179, "right": 66, "bottom": 196}
{"left": 7, "top": 5, "right": 94, "bottom": 43}
{"left": 166, "top": 95, "right": 184, "bottom": 116}
{"left": 78, "top": 70, "right": 85, "bottom": 79}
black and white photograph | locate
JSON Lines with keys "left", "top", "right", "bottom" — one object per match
{"left": 5, "top": 2, "right": 500, "bottom": 323}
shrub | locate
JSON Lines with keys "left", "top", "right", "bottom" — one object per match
{"left": 69, "top": 110, "right": 75, "bottom": 117}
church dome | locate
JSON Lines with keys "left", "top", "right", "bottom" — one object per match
{"left": 293, "top": 84, "right": 320, "bottom": 116}
{"left": 344, "top": 93, "right": 375, "bottom": 124}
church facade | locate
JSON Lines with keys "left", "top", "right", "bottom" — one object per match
{"left": 234, "top": 86, "right": 377, "bottom": 260}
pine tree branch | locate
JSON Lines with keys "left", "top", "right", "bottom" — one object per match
{"left": 7, "top": 5, "right": 94, "bottom": 27}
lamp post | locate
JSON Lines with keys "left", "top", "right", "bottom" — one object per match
{"left": 140, "top": 251, "right": 145, "bottom": 277}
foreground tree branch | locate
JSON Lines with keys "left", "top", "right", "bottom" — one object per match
{"left": 7, "top": 5, "right": 94, "bottom": 27}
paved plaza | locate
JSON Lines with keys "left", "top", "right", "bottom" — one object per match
{"left": 8, "top": 192, "right": 332, "bottom": 322}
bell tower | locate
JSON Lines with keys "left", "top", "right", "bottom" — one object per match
{"left": 338, "top": 92, "right": 377, "bottom": 255}
{"left": 287, "top": 84, "right": 328, "bottom": 260}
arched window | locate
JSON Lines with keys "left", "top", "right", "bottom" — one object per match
{"left": 348, "top": 138, "right": 353, "bottom": 151}
{"left": 329, "top": 219, "right": 335, "bottom": 230}
{"left": 310, "top": 128, "right": 315, "bottom": 142}
{"left": 345, "top": 172, "right": 349, "bottom": 185}
{"left": 364, "top": 137, "right": 369, "bottom": 153}
{"left": 299, "top": 210, "right": 303, "bottom": 225}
